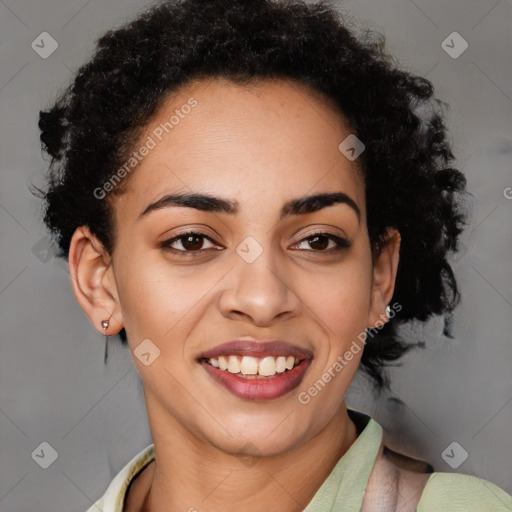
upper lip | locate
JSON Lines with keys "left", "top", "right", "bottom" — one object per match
{"left": 199, "top": 339, "right": 314, "bottom": 361}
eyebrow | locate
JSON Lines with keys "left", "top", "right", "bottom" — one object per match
{"left": 138, "top": 191, "right": 361, "bottom": 223}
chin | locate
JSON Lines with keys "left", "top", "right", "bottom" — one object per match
{"left": 200, "top": 413, "right": 315, "bottom": 459}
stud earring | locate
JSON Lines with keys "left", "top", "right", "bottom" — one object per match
{"left": 101, "top": 319, "right": 109, "bottom": 364}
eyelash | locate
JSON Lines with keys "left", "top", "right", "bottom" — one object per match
{"left": 159, "top": 230, "right": 351, "bottom": 256}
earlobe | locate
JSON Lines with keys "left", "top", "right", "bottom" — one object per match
{"left": 367, "top": 228, "right": 401, "bottom": 328}
{"left": 68, "top": 226, "right": 124, "bottom": 335}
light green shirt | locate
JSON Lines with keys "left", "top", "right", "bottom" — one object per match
{"left": 86, "top": 410, "right": 512, "bottom": 511}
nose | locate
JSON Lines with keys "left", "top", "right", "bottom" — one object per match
{"left": 218, "top": 251, "right": 302, "bottom": 327}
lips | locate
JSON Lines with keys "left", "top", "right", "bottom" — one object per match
{"left": 199, "top": 339, "right": 313, "bottom": 360}
{"left": 198, "top": 339, "right": 313, "bottom": 401}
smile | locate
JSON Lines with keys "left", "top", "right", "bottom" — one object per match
{"left": 199, "top": 340, "right": 313, "bottom": 401}
{"left": 207, "top": 355, "right": 298, "bottom": 377}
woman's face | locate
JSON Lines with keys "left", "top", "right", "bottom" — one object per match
{"left": 79, "top": 77, "right": 398, "bottom": 456}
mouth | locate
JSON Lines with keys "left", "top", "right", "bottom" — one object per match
{"left": 198, "top": 340, "right": 313, "bottom": 401}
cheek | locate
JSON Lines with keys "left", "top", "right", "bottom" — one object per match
{"left": 111, "top": 246, "right": 176, "bottom": 344}
{"left": 113, "top": 252, "right": 223, "bottom": 348}
{"left": 308, "top": 251, "right": 373, "bottom": 342}
{"left": 295, "top": 260, "right": 372, "bottom": 421}
{"left": 115, "top": 265, "right": 173, "bottom": 339}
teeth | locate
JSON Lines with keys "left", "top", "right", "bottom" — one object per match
{"left": 258, "top": 356, "right": 277, "bottom": 376}
{"left": 240, "top": 356, "right": 258, "bottom": 375}
{"left": 227, "top": 355, "right": 240, "bottom": 374}
{"left": 207, "top": 355, "right": 299, "bottom": 376}
{"left": 275, "top": 356, "right": 287, "bottom": 373}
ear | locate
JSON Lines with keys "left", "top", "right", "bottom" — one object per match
{"left": 68, "top": 226, "right": 124, "bottom": 335}
{"left": 368, "top": 228, "right": 401, "bottom": 328}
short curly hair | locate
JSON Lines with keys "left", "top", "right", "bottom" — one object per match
{"left": 35, "top": 0, "right": 468, "bottom": 388}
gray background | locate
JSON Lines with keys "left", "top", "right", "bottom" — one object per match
{"left": 0, "top": 0, "right": 511, "bottom": 510}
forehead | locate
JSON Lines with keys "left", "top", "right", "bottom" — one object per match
{"left": 112, "top": 77, "right": 365, "bottom": 221}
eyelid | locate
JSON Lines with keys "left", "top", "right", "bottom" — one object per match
{"left": 289, "top": 230, "right": 351, "bottom": 251}
{"left": 294, "top": 225, "right": 349, "bottom": 240}
{"left": 159, "top": 230, "right": 223, "bottom": 253}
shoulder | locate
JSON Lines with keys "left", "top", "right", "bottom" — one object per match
{"left": 417, "top": 472, "right": 512, "bottom": 511}
{"left": 364, "top": 442, "right": 512, "bottom": 512}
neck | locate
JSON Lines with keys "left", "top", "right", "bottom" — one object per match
{"left": 136, "top": 397, "right": 358, "bottom": 512}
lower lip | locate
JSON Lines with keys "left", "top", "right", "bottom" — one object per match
{"left": 201, "top": 359, "right": 311, "bottom": 401}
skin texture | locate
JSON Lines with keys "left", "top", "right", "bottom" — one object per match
{"left": 68, "top": 77, "right": 401, "bottom": 511}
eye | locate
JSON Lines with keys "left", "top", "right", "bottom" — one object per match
{"left": 292, "top": 232, "right": 351, "bottom": 252}
{"left": 159, "top": 230, "right": 350, "bottom": 256}
{"left": 160, "top": 231, "right": 221, "bottom": 253}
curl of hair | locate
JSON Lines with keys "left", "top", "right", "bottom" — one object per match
{"left": 35, "top": 0, "right": 468, "bottom": 389}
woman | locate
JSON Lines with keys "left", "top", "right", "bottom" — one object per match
{"left": 36, "top": 0, "right": 512, "bottom": 510}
